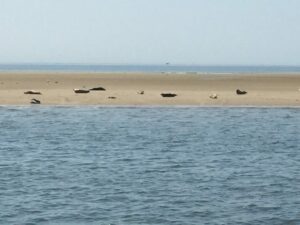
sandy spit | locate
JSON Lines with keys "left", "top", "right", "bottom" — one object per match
{"left": 0, "top": 72, "right": 299, "bottom": 106}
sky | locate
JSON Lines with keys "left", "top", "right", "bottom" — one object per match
{"left": 0, "top": 0, "right": 300, "bottom": 65}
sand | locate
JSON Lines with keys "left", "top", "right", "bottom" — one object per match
{"left": 0, "top": 72, "right": 299, "bottom": 106}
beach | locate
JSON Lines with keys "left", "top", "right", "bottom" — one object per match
{"left": 0, "top": 72, "right": 299, "bottom": 106}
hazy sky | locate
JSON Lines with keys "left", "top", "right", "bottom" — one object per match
{"left": 0, "top": 0, "right": 300, "bottom": 65}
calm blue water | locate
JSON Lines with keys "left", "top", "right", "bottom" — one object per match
{"left": 1, "top": 64, "right": 300, "bottom": 73}
{"left": 0, "top": 107, "right": 299, "bottom": 225}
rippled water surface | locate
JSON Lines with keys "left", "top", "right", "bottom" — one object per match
{"left": 0, "top": 107, "right": 299, "bottom": 225}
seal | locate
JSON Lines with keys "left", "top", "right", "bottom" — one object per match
{"left": 161, "top": 93, "right": 177, "bottom": 97}
{"left": 30, "top": 98, "right": 41, "bottom": 104}
{"left": 74, "top": 89, "right": 90, "bottom": 93}
{"left": 236, "top": 89, "right": 247, "bottom": 95}
{"left": 210, "top": 93, "right": 218, "bottom": 99}
{"left": 24, "top": 90, "right": 42, "bottom": 95}
{"left": 89, "top": 87, "right": 106, "bottom": 91}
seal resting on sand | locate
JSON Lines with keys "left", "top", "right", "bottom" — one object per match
{"left": 74, "top": 89, "right": 90, "bottom": 93}
{"left": 161, "top": 93, "right": 177, "bottom": 97}
{"left": 138, "top": 91, "right": 144, "bottom": 95}
{"left": 236, "top": 89, "right": 247, "bottom": 95}
{"left": 30, "top": 98, "right": 41, "bottom": 104}
{"left": 108, "top": 96, "right": 116, "bottom": 99}
{"left": 24, "top": 90, "right": 42, "bottom": 95}
{"left": 210, "top": 94, "right": 218, "bottom": 99}
{"left": 89, "top": 87, "right": 106, "bottom": 91}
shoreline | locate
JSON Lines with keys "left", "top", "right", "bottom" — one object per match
{"left": 0, "top": 105, "right": 300, "bottom": 109}
{"left": 2, "top": 70, "right": 300, "bottom": 75}
{"left": 0, "top": 72, "right": 299, "bottom": 106}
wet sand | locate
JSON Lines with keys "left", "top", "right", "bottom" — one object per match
{"left": 0, "top": 72, "right": 299, "bottom": 106}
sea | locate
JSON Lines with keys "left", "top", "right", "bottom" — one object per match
{"left": 0, "top": 106, "right": 299, "bottom": 225}
{"left": 1, "top": 64, "right": 300, "bottom": 73}
{"left": 0, "top": 65, "right": 299, "bottom": 225}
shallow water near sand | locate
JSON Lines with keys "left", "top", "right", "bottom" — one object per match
{"left": 0, "top": 107, "right": 299, "bottom": 225}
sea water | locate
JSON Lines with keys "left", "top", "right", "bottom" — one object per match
{"left": 1, "top": 64, "right": 300, "bottom": 73}
{"left": 0, "top": 107, "right": 299, "bottom": 225}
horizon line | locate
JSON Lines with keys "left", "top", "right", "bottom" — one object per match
{"left": 1, "top": 63, "right": 300, "bottom": 67}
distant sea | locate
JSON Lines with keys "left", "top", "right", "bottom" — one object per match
{"left": 0, "top": 107, "right": 299, "bottom": 225}
{"left": 1, "top": 64, "right": 300, "bottom": 73}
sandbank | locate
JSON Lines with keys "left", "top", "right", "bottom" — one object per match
{"left": 0, "top": 72, "right": 299, "bottom": 106}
